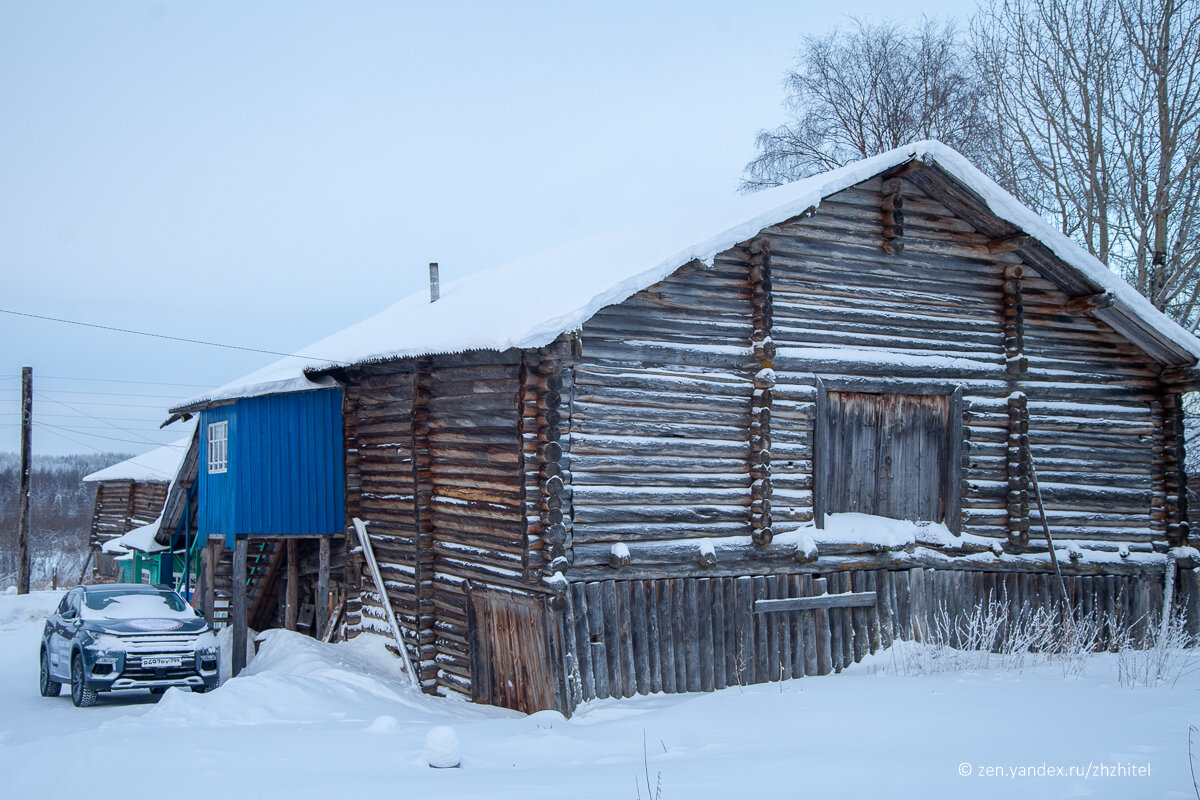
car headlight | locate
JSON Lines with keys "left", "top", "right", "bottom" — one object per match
{"left": 85, "top": 632, "right": 122, "bottom": 651}
{"left": 196, "top": 630, "right": 219, "bottom": 657}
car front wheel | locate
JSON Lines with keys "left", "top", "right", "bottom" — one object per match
{"left": 70, "top": 655, "right": 97, "bottom": 708}
{"left": 39, "top": 650, "right": 61, "bottom": 697}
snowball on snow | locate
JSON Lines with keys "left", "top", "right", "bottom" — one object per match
{"left": 425, "top": 725, "right": 461, "bottom": 768}
{"left": 528, "top": 709, "right": 567, "bottom": 729}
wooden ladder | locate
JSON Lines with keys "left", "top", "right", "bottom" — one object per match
{"left": 208, "top": 538, "right": 287, "bottom": 630}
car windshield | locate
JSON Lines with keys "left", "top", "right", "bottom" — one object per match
{"left": 80, "top": 589, "right": 196, "bottom": 621}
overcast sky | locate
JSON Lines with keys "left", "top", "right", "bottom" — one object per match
{"left": 1, "top": 0, "right": 967, "bottom": 457}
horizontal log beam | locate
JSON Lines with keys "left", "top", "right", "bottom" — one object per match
{"left": 1063, "top": 291, "right": 1115, "bottom": 314}
{"left": 987, "top": 234, "right": 1031, "bottom": 254}
{"left": 754, "top": 592, "right": 877, "bottom": 612}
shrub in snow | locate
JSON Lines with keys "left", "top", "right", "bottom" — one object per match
{"left": 1114, "top": 610, "right": 1197, "bottom": 689}
{"left": 888, "top": 587, "right": 1196, "bottom": 686}
{"left": 425, "top": 725, "right": 461, "bottom": 768}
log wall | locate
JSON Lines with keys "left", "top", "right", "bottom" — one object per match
{"left": 1019, "top": 274, "right": 1162, "bottom": 542}
{"left": 341, "top": 365, "right": 436, "bottom": 688}
{"left": 426, "top": 352, "right": 529, "bottom": 698}
{"left": 565, "top": 566, "right": 1165, "bottom": 703}
{"left": 90, "top": 480, "right": 170, "bottom": 550}
{"left": 570, "top": 257, "right": 757, "bottom": 550}
{"left": 767, "top": 177, "right": 1008, "bottom": 538}
{"left": 344, "top": 351, "right": 555, "bottom": 701}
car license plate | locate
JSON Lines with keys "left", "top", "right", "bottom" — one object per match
{"left": 142, "top": 656, "right": 182, "bottom": 668}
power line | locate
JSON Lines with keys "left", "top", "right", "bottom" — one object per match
{"left": 33, "top": 424, "right": 105, "bottom": 454}
{"left": 15, "top": 398, "right": 174, "bottom": 410}
{"left": 0, "top": 411, "right": 168, "bottom": 423}
{"left": 33, "top": 392, "right": 161, "bottom": 447}
{"left": 14, "top": 419, "right": 176, "bottom": 431}
{"left": 0, "top": 307, "right": 334, "bottom": 360}
{"left": 0, "top": 387, "right": 190, "bottom": 399}
{"left": 36, "top": 421, "right": 179, "bottom": 447}
{"left": 32, "top": 375, "right": 213, "bottom": 388}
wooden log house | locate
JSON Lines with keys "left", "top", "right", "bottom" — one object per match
{"left": 167, "top": 142, "right": 1200, "bottom": 714}
{"left": 83, "top": 429, "right": 194, "bottom": 580}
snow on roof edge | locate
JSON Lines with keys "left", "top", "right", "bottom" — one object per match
{"left": 917, "top": 144, "right": 1200, "bottom": 361}
{"left": 113, "top": 516, "right": 168, "bottom": 554}
{"left": 82, "top": 422, "right": 197, "bottom": 483}
{"left": 171, "top": 141, "right": 1200, "bottom": 411}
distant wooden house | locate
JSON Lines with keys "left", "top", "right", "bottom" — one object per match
{"left": 169, "top": 142, "right": 1200, "bottom": 715}
{"left": 83, "top": 428, "right": 194, "bottom": 580}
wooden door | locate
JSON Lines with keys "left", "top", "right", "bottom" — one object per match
{"left": 468, "top": 587, "right": 558, "bottom": 713}
{"left": 818, "top": 390, "right": 958, "bottom": 528}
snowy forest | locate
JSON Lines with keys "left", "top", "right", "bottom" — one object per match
{"left": 0, "top": 452, "right": 128, "bottom": 588}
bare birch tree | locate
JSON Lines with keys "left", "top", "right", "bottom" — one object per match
{"left": 975, "top": 0, "right": 1200, "bottom": 328}
{"left": 1115, "top": 0, "right": 1200, "bottom": 325}
{"left": 741, "top": 18, "right": 991, "bottom": 191}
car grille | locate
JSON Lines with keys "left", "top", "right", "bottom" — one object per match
{"left": 108, "top": 633, "right": 204, "bottom": 681}
{"left": 116, "top": 634, "right": 199, "bottom": 654}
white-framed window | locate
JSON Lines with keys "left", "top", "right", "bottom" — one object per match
{"left": 207, "top": 420, "right": 229, "bottom": 474}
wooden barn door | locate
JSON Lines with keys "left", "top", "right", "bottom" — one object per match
{"left": 817, "top": 389, "right": 961, "bottom": 530}
{"left": 468, "top": 586, "right": 558, "bottom": 713}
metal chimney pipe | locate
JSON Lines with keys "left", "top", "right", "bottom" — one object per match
{"left": 429, "top": 262, "right": 440, "bottom": 302}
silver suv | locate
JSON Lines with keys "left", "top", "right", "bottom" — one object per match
{"left": 39, "top": 584, "right": 220, "bottom": 706}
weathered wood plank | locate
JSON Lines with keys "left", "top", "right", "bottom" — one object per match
{"left": 754, "top": 592, "right": 879, "bottom": 612}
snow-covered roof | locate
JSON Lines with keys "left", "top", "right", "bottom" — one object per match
{"left": 111, "top": 516, "right": 169, "bottom": 554}
{"left": 83, "top": 422, "right": 197, "bottom": 483}
{"left": 101, "top": 537, "right": 130, "bottom": 556}
{"left": 171, "top": 141, "right": 1200, "bottom": 413}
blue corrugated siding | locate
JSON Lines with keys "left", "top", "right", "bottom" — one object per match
{"left": 197, "top": 389, "right": 345, "bottom": 546}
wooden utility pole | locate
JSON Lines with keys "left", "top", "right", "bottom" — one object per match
{"left": 17, "top": 366, "right": 32, "bottom": 595}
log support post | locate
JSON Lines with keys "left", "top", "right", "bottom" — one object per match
{"left": 749, "top": 235, "right": 774, "bottom": 546}
{"left": 232, "top": 536, "right": 248, "bottom": 676}
{"left": 1150, "top": 399, "right": 1169, "bottom": 540}
{"left": 1003, "top": 264, "right": 1027, "bottom": 376}
{"left": 1161, "top": 391, "right": 1190, "bottom": 547}
{"left": 1003, "top": 262, "right": 1030, "bottom": 548}
{"left": 1006, "top": 392, "right": 1030, "bottom": 548}
{"left": 533, "top": 352, "right": 570, "bottom": 610}
{"left": 317, "top": 535, "right": 330, "bottom": 637}
{"left": 285, "top": 538, "right": 299, "bottom": 631}
{"left": 411, "top": 359, "right": 435, "bottom": 683}
{"left": 200, "top": 543, "right": 214, "bottom": 626}
{"left": 881, "top": 178, "right": 904, "bottom": 254}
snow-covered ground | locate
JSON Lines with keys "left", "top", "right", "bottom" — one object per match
{"left": 1, "top": 590, "right": 1196, "bottom": 799}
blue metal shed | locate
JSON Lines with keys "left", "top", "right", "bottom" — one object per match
{"left": 197, "top": 388, "right": 345, "bottom": 547}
